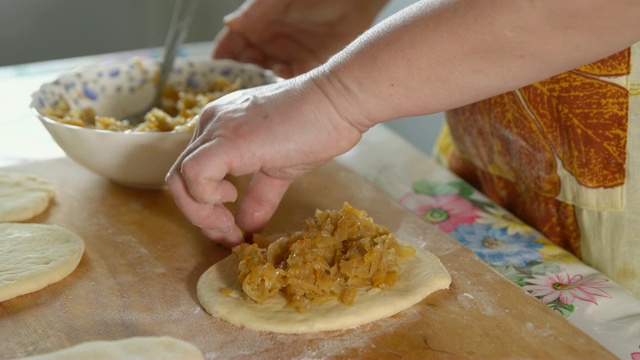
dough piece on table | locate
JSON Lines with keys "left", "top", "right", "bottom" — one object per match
{"left": 0, "top": 172, "right": 55, "bottom": 222}
{"left": 197, "top": 242, "right": 451, "bottom": 334}
{"left": 0, "top": 223, "right": 84, "bottom": 302}
{"left": 19, "top": 336, "right": 204, "bottom": 360}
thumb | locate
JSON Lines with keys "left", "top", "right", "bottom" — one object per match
{"left": 222, "top": 10, "right": 243, "bottom": 28}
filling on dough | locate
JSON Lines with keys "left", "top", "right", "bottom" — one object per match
{"left": 230, "top": 203, "right": 416, "bottom": 312}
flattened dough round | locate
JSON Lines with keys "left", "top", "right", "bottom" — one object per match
{"left": 0, "top": 172, "right": 55, "bottom": 222}
{"left": 197, "top": 243, "right": 451, "bottom": 334}
{"left": 21, "top": 336, "right": 204, "bottom": 360}
{"left": 0, "top": 223, "right": 84, "bottom": 302}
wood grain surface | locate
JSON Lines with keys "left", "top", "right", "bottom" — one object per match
{"left": 0, "top": 158, "right": 615, "bottom": 359}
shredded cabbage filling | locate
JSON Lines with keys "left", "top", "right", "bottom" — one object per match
{"left": 231, "top": 203, "right": 416, "bottom": 312}
{"left": 43, "top": 77, "right": 240, "bottom": 132}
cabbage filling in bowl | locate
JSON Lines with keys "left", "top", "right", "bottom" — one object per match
{"left": 42, "top": 76, "right": 241, "bottom": 133}
{"left": 31, "top": 57, "right": 281, "bottom": 189}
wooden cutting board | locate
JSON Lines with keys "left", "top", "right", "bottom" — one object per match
{"left": 0, "top": 158, "right": 614, "bottom": 359}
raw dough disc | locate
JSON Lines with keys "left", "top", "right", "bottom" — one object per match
{"left": 20, "top": 336, "right": 204, "bottom": 360}
{"left": 197, "top": 242, "right": 451, "bottom": 334}
{"left": 0, "top": 223, "right": 84, "bottom": 302}
{"left": 0, "top": 172, "right": 55, "bottom": 222}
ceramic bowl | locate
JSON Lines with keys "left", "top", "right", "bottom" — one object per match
{"left": 31, "top": 57, "right": 281, "bottom": 189}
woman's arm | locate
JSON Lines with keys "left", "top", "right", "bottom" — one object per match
{"left": 314, "top": 0, "right": 640, "bottom": 130}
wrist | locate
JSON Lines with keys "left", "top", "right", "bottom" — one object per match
{"left": 304, "top": 66, "right": 379, "bottom": 134}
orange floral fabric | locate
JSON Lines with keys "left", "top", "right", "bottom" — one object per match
{"left": 442, "top": 49, "right": 631, "bottom": 257}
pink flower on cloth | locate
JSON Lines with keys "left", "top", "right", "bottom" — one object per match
{"left": 522, "top": 270, "right": 612, "bottom": 305}
{"left": 631, "top": 346, "right": 640, "bottom": 360}
{"left": 399, "top": 193, "right": 479, "bottom": 233}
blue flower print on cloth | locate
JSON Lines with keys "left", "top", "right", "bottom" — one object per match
{"left": 450, "top": 223, "right": 543, "bottom": 267}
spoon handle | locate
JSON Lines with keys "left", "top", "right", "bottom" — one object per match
{"left": 155, "top": 0, "right": 202, "bottom": 106}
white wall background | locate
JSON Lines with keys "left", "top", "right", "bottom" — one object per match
{"left": 0, "top": 0, "right": 442, "bottom": 155}
{"left": 0, "top": 0, "right": 241, "bottom": 66}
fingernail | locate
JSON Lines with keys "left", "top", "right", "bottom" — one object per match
{"left": 203, "top": 227, "right": 244, "bottom": 248}
{"left": 223, "top": 13, "right": 241, "bottom": 27}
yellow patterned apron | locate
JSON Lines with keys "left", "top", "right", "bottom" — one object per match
{"left": 435, "top": 43, "right": 640, "bottom": 298}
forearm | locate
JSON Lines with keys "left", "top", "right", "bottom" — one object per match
{"left": 310, "top": 0, "right": 640, "bottom": 130}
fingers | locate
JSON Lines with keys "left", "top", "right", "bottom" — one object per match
{"left": 211, "top": 28, "right": 249, "bottom": 61}
{"left": 213, "top": 11, "right": 270, "bottom": 67}
{"left": 212, "top": 10, "right": 317, "bottom": 77}
{"left": 236, "top": 170, "right": 293, "bottom": 234}
{"left": 211, "top": 29, "right": 269, "bottom": 69}
{"left": 179, "top": 139, "right": 238, "bottom": 204}
{"left": 237, "top": 48, "right": 266, "bottom": 66}
{"left": 166, "top": 153, "right": 292, "bottom": 247}
{"left": 177, "top": 137, "right": 293, "bottom": 238}
{"left": 269, "top": 63, "right": 294, "bottom": 79}
{"left": 167, "top": 127, "right": 295, "bottom": 245}
{"left": 223, "top": 0, "right": 280, "bottom": 31}
{"left": 201, "top": 226, "right": 245, "bottom": 248}
{"left": 165, "top": 169, "right": 244, "bottom": 247}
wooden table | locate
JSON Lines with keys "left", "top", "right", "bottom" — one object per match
{"left": 0, "top": 158, "right": 616, "bottom": 359}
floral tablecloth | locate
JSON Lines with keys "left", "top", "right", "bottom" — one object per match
{"left": 338, "top": 122, "right": 640, "bottom": 360}
{"left": 2, "top": 42, "right": 639, "bottom": 359}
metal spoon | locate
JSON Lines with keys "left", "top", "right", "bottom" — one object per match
{"left": 128, "top": 0, "right": 202, "bottom": 124}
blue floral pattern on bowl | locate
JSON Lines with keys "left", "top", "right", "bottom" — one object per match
{"left": 31, "top": 57, "right": 282, "bottom": 120}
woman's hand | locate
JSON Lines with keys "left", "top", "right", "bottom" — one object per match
{"left": 165, "top": 76, "right": 366, "bottom": 247}
{"left": 211, "top": 0, "right": 388, "bottom": 78}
